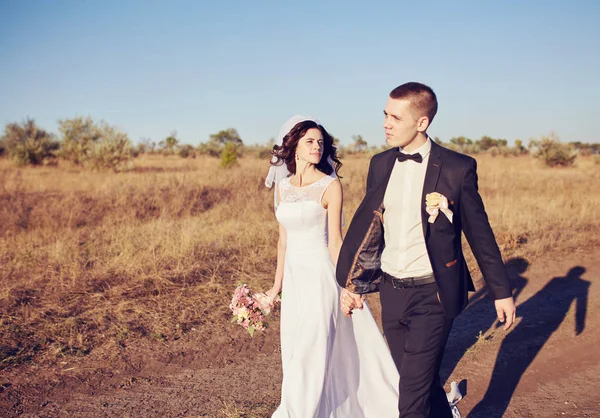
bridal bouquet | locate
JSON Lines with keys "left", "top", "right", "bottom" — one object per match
{"left": 229, "top": 283, "right": 279, "bottom": 337}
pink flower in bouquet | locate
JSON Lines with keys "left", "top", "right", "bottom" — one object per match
{"left": 229, "top": 283, "right": 279, "bottom": 337}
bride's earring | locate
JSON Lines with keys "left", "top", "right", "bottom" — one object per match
{"left": 295, "top": 153, "right": 299, "bottom": 160}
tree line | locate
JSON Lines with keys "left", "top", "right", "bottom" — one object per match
{"left": 1, "top": 118, "right": 597, "bottom": 170}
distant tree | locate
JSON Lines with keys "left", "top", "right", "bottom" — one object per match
{"left": 514, "top": 139, "right": 523, "bottom": 151}
{"left": 570, "top": 141, "right": 600, "bottom": 156}
{"left": 433, "top": 136, "right": 443, "bottom": 144}
{"left": 200, "top": 128, "right": 243, "bottom": 158}
{"left": 352, "top": 135, "right": 368, "bottom": 153}
{"left": 178, "top": 144, "right": 196, "bottom": 158}
{"left": 136, "top": 138, "right": 156, "bottom": 155}
{"left": 157, "top": 131, "right": 179, "bottom": 155}
{"left": 450, "top": 136, "right": 473, "bottom": 147}
{"left": 445, "top": 136, "right": 483, "bottom": 154}
{"left": 514, "top": 139, "right": 527, "bottom": 155}
{"left": 165, "top": 131, "right": 179, "bottom": 150}
{"left": 209, "top": 128, "right": 243, "bottom": 147}
{"left": 1, "top": 118, "right": 59, "bottom": 166}
{"left": 477, "top": 135, "right": 494, "bottom": 151}
{"left": 476, "top": 135, "right": 507, "bottom": 151}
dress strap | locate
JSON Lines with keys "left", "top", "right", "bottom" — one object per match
{"left": 318, "top": 175, "right": 337, "bottom": 205}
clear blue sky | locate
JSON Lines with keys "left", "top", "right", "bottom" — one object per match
{"left": 1, "top": 0, "right": 599, "bottom": 146}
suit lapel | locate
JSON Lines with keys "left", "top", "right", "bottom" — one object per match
{"left": 366, "top": 148, "right": 398, "bottom": 209}
{"left": 421, "top": 141, "right": 443, "bottom": 239}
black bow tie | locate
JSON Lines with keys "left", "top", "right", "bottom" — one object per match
{"left": 396, "top": 152, "right": 423, "bottom": 163}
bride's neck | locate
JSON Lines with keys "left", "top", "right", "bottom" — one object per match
{"left": 294, "top": 161, "right": 319, "bottom": 186}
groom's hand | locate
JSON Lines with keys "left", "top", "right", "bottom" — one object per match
{"left": 495, "top": 297, "right": 516, "bottom": 330}
{"left": 340, "top": 289, "right": 364, "bottom": 317}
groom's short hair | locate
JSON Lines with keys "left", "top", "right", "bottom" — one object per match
{"left": 390, "top": 82, "right": 438, "bottom": 123}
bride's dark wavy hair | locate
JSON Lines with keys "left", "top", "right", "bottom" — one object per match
{"left": 270, "top": 120, "right": 342, "bottom": 178}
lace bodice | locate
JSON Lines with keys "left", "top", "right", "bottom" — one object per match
{"left": 276, "top": 175, "right": 336, "bottom": 249}
{"left": 278, "top": 175, "right": 336, "bottom": 205}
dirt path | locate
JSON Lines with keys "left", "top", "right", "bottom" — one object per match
{"left": 1, "top": 252, "right": 599, "bottom": 417}
{"left": 442, "top": 252, "right": 600, "bottom": 417}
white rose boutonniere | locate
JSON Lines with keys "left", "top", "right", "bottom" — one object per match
{"left": 425, "top": 192, "right": 453, "bottom": 224}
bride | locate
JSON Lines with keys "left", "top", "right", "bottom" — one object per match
{"left": 263, "top": 115, "right": 400, "bottom": 417}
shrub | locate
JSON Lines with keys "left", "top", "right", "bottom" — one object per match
{"left": 134, "top": 138, "right": 156, "bottom": 156}
{"left": 444, "top": 142, "right": 480, "bottom": 155}
{"left": 1, "top": 119, "right": 59, "bottom": 166}
{"left": 86, "top": 123, "right": 133, "bottom": 172}
{"left": 58, "top": 116, "right": 102, "bottom": 165}
{"left": 58, "top": 117, "right": 133, "bottom": 171}
{"left": 157, "top": 132, "right": 179, "bottom": 156}
{"left": 477, "top": 136, "right": 507, "bottom": 151}
{"left": 514, "top": 139, "right": 528, "bottom": 155}
{"left": 220, "top": 142, "right": 238, "bottom": 168}
{"left": 197, "top": 141, "right": 221, "bottom": 157}
{"left": 570, "top": 142, "right": 600, "bottom": 156}
{"left": 486, "top": 146, "right": 519, "bottom": 157}
{"left": 530, "top": 134, "right": 576, "bottom": 167}
{"left": 241, "top": 144, "right": 272, "bottom": 160}
{"left": 178, "top": 144, "right": 196, "bottom": 158}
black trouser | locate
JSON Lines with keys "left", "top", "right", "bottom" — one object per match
{"left": 380, "top": 277, "right": 453, "bottom": 418}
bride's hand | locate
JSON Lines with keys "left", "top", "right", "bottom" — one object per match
{"left": 265, "top": 287, "right": 280, "bottom": 303}
{"left": 340, "top": 288, "right": 364, "bottom": 317}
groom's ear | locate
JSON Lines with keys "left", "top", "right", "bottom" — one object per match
{"left": 416, "top": 116, "right": 430, "bottom": 133}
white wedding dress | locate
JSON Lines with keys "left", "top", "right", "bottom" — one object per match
{"left": 272, "top": 175, "right": 400, "bottom": 418}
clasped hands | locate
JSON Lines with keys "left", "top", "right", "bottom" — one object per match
{"left": 340, "top": 288, "right": 365, "bottom": 317}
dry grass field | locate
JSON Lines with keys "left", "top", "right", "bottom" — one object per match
{"left": 0, "top": 152, "right": 599, "bottom": 417}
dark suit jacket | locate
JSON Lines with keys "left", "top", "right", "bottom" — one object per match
{"left": 336, "top": 141, "right": 512, "bottom": 319}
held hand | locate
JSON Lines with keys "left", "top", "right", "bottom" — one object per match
{"left": 340, "top": 294, "right": 356, "bottom": 317}
{"left": 495, "top": 296, "right": 516, "bottom": 330}
{"left": 340, "top": 289, "right": 365, "bottom": 317}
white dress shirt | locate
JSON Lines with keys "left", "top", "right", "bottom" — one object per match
{"left": 381, "top": 138, "right": 434, "bottom": 279}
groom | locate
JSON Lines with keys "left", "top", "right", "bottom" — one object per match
{"left": 336, "top": 82, "right": 516, "bottom": 417}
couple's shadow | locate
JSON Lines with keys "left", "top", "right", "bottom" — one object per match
{"left": 440, "top": 257, "right": 590, "bottom": 418}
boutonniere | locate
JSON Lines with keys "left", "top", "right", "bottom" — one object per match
{"left": 425, "top": 192, "right": 453, "bottom": 224}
